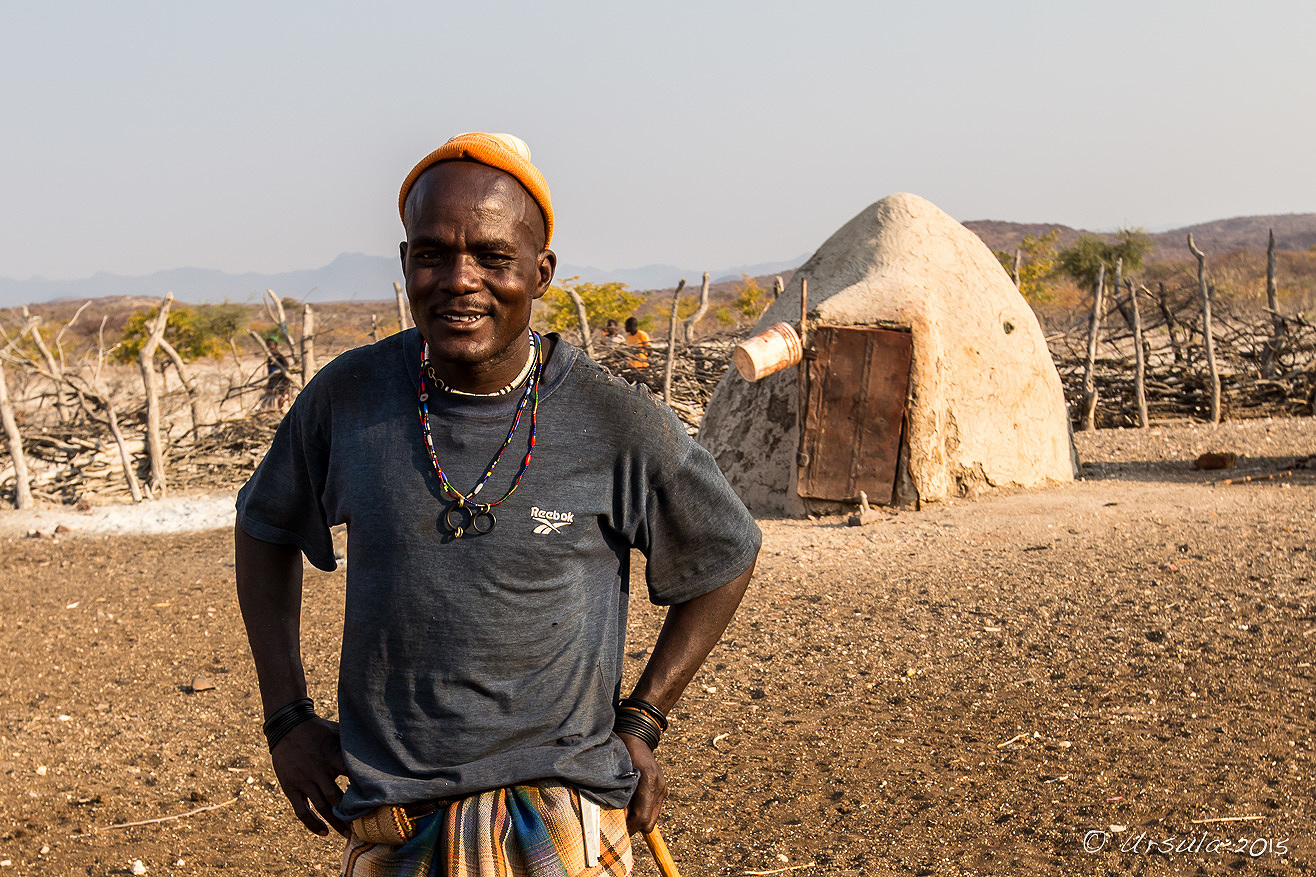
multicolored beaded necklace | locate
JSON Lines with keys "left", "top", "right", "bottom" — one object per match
{"left": 417, "top": 332, "right": 542, "bottom": 538}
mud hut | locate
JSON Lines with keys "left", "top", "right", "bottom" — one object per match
{"left": 699, "top": 192, "right": 1076, "bottom": 515}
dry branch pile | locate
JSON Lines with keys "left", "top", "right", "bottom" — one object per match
{"left": 6, "top": 275, "right": 1312, "bottom": 510}
{"left": 1048, "top": 286, "right": 1315, "bottom": 428}
{"left": 590, "top": 332, "right": 741, "bottom": 431}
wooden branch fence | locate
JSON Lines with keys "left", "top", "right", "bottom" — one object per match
{"left": 1047, "top": 276, "right": 1314, "bottom": 429}
{"left": 3, "top": 240, "right": 1311, "bottom": 509}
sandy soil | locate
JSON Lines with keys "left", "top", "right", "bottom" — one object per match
{"left": 1, "top": 417, "right": 1313, "bottom": 876}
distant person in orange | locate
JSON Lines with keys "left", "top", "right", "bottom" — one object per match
{"left": 624, "top": 317, "right": 650, "bottom": 369}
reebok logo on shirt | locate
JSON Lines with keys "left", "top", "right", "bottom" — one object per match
{"left": 531, "top": 507, "right": 575, "bottom": 535}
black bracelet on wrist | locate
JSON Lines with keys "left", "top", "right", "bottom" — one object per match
{"left": 263, "top": 697, "right": 316, "bottom": 751}
{"left": 617, "top": 697, "right": 668, "bottom": 731}
{"left": 614, "top": 703, "right": 663, "bottom": 750}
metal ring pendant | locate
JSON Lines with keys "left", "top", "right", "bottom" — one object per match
{"left": 442, "top": 503, "right": 495, "bottom": 538}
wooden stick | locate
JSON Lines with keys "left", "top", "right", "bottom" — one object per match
{"left": 0, "top": 358, "right": 32, "bottom": 508}
{"left": 798, "top": 278, "right": 808, "bottom": 349}
{"left": 1190, "top": 815, "right": 1264, "bottom": 825}
{"left": 394, "top": 281, "right": 412, "bottom": 332}
{"left": 644, "top": 827, "right": 682, "bottom": 877}
{"left": 564, "top": 285, "right": 595, "bottom": 359}
{"left": 663, "top": 280, "right": 685, "bottom": 405}
{"left": 1262, "top": 228, "right": 1284, "bottom": 377}
{"left": 138, "top": 292, "right": 174, "bottom": 494}
{"left": 1081, "top": 263, "right": 1105, "bottom": 431}
{"left": 302, "top": 303, "right": 317, "bottom": 383}
{"left": 90, "top": 795, "right": 240, "bottom": 833}
{"left": 1187, "top": 234, "right": 1220, "bottom": 424}
{"left": 795, "top": 278, "right": 810, "bottom": 500}
{"left": 1128, "top": 280, "right": 1148, "bottom": 428}
{"left": 682, "top": 272, "right": 710, "bottom": 341}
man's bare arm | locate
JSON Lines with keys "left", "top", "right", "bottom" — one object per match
{"left": 235, "top": 523, "right": 347, "bottom": 837}
{"left": 619, "top": 557, "right": 756, "bottom": 834}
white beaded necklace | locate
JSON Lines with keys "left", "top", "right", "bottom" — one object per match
{"left": 423, "top": 332, "right": 538, "bottom": 398}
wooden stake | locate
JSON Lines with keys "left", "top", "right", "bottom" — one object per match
{"left": 682, "top": 272, "right": 710, "bottom": 341}
{"left": 564, "top": 285, "right": 595, "bottom": 359}
{"left": 799, "top": 278, "right": 809, "bottom": 349}
{"left": 0, "top": 358, "right": 32, "bottom": 509}
{"left": 1262, "top": 228, "right": 1284, "bottom": 377}
{"left": 22, "top": 307, "right": 69, "bottom": 423}
{"left": 1080, "top": 264, "right": 1105, "bottom": 431}
{"left": 157, "top": 338, "right": 203, "bottom": 438}
{"left": 394, "top": 281, "right": 411, "bottom": 332}
{"left": 263, "top": 290, "right": 295, "bottom": 354}
{"left": 1187, "top": 234, "right": 1221, "bottom": 423}
{"left": 301, "top": 303, "right": 317, "bottom": 383}
{"left": 1128, "top": 281, "right": 1148, "bottom": 428}
{"left": 138, "top": 292, "right": 174, "bottom": 495}
{"left": 663, "top": 280, "right": 686, "bottom": 405}
{"left": 795, "top": 278, "right": 810, "bottom": 496}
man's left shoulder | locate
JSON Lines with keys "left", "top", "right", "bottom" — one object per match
{"left": 558, "top": 349, "right": 687, "bottom": 445}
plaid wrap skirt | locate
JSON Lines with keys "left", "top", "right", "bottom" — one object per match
{"left": 341, "top": 782, "right": 632, "bottom": 877}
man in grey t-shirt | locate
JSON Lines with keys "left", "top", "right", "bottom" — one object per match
{"left": 235, "top": 133, "right": 760, "bottom": 876}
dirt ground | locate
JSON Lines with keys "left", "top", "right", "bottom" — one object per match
{"left": 1, "top": 417, "right": 1313, "bottom": 876}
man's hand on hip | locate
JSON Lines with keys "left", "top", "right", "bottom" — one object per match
{"left": 270, "top": 716, "right": 348, "bottom": 838}
{"left": 620, "top": 732, "right": 666, "bottom": 835}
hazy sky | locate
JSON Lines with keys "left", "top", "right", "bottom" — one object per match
{"left": 2, "top": 0, "right": 1313, "bottom": 281}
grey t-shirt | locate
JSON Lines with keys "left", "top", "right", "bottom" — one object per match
{"left": 236, "top": 330, "right": 760, "bottom": 820}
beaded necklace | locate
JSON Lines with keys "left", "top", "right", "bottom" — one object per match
{"left": 417, "top": 332, "right": 542, "bottom": 538}
{"left": 428, "top": 341, "right": 536, "bottom": 398}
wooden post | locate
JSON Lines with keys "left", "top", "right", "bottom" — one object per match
{"left": 394, "top": 281, "right": 411, "bottom": 332}
{"left": 0, "top": 358, "right": 33, "bottom": 509}
{"left": 564, "top": 286, "right": 595, "bottom": 359}
{"left": 104, "top": 401, "right": 143, "bottom": 503}
{"left": 157, "top": 338, "right": 203, "bottom": 438}
{"left": 1080, "top": 263, "right": 1106, "bottom": 431}
{"left": 795, "top": 278, "right": 810, "bottom": 483}
{"left": 21, "top": 308, "right": 69, "bottom": 423}
{"left": 662, "top": 280, "right": 686, "bottom": 406}
{"left": 772, "top": 275, "right": 784, "bottom": 300}
{"left": 301, "top": 303, "right": 317, "bottom": 384}
{"left": 371, "top": 313, "right": 381, "bottom": 343}
{"left": 263, "top": 290, "right": 296, "bottom": 354}
{"left": 1156, "top": 281, "right": 1183, "bottom": 365}
{"left": 1128, "top": 280, "right": 1148, "bottom": 428}
{"left": 138, "top": 292, "right": 175, "bottom": 495}
{"left": 682, "top": 272, "right": 710, "bottom": 342}
{"left": 1187, "top": 233, "right": 1220, "bottom": 424}
{"left": 1012, "top": 247, "right": 1023, "bottom": 288}
{"left": 1261, "top": 228, "right": 1285, "bottom": 377}
{"left": 799, "top": 278, "right": 809, "bottom": 349}
{"left": 92, "top": 319, "right": 142, "bottom": 501}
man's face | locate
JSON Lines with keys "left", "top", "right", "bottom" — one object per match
{"left": 400, "top": 162, "right": 555, "bottom": 388}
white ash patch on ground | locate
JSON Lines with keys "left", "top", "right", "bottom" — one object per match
{"left": 0, "top": 489, "right": 237, "bottom": 538}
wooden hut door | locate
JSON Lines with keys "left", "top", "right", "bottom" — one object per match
{"left": 798, "top": 325, "right": 913, "bottom": 504}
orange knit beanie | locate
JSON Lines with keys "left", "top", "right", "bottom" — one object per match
{"left": 398, "top": 132, "right": 553, "bottom": 247}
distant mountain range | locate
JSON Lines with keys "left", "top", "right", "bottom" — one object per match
{"left": 963, "top": 213, "right": 1316, "bottom": 261}
{"left": 3, "top": 212, "right": 1312, "bottom": 310}
{"left": 0, "top": 254, "right": 809, "bottom": 310}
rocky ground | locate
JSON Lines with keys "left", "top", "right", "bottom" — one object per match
{"left": 0, "top": 417, "right": 1313, "bottom": 876}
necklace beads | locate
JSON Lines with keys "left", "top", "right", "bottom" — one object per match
{"left": 417, "top": 333, "right": 542, "bottom": 538}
